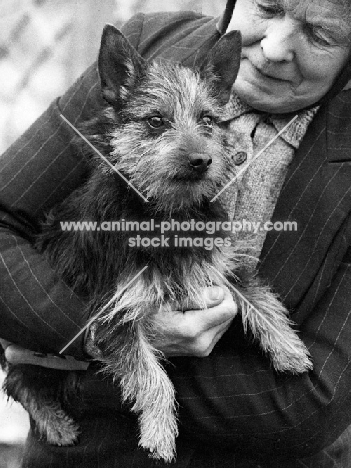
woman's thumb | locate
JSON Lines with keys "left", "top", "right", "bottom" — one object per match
{"left": 203, "top": 286, "right": 225, "bottom": 306}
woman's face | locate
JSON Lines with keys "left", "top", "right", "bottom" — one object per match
{"left": 227, "top": 0, "right": 351, "bottom": 113}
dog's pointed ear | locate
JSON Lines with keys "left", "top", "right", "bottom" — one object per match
{"left": 200, "top": 30, "right": 242, "bottom": 104}
{"left": 98, "top": 24, "right": 146, "bottom": 107}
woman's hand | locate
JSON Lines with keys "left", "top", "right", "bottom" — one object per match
{"left": 0, "top": 286, "right": 237, "bottom": 366}
{"left": 152, "top": 286, "right": 238, "bottom": 357}
{"left": 0, "top": 339, "right": 89, "bottom": 370}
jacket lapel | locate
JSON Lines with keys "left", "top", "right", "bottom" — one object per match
{"left": 259, "top": 92, "right": 351, "bottom": 309}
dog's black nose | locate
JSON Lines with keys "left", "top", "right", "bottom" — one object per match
{"left": 188, "top": 153, "right": 212, "bottom": 173}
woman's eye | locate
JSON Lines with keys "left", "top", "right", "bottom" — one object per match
{"left": 306, "top": 26, "right": 331, "bottom": 47}
{"left": 147, "top": 116, "right": 165, "bottom": 129}
{"left": 311, "top": 34, "right": 330, "bottom": 47}
{"left": 255, "top": 0, "right": 284, "bottom": 17}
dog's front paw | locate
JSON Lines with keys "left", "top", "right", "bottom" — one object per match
{"left": 238, "top": 285, "right": 313, "bottom": 375}
{"left": 269, "top": 334, "right": 313, "bottom": 374}
{"left": 30, "top": 402, "right": 80, "bottom": 446}
{"left": 133, "top": 364, "right": 178, "bottom": 463}
{"left": 43, "top": 410, "right": 80, "bottom": 446}
{"left": 139, "top": 414, "right": 177, "bottom": 463}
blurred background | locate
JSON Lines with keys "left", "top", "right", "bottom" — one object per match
{"left": 0, "top": 0, "right": 224, "bottom": 154}
{"left": 0, "top": 1, "right": 224, "bottom": 466}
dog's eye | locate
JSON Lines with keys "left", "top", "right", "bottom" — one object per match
{"left": 201, "top": 115, "right": 214, "bottom": 126}
{"left": 147, "top": 116, "right": 165, "bottom": 129}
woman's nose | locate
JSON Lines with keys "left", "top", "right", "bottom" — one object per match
{"left": 260, "top": 18, "right": 296, "bottom": 63}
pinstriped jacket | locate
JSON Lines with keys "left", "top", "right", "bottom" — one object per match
{"left": 2, "top": 10, "right": 351, "bottom": 466}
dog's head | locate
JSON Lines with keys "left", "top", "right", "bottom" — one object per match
{"left": 98, "top": 24, "right": 241, "bottom": 109}
{"left": 96, "top": 24, "right": 242, "bottom": 214}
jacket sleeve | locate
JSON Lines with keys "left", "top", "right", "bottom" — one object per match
{"left": 0, "top": 14, "right": 148, "bottom": 356}
{"left": 168, "top": 221, "right": 351, "bottom": 459}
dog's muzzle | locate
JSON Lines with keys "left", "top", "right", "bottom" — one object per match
{"left": 188, "top": 153, "right": 212, "bottom": 173}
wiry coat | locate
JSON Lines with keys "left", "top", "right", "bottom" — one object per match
{"left": 3, "top": 25, "right": 311, "bottom": 463}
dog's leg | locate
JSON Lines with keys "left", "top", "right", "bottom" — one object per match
{"left": 233, "top": 284, "right": 313, "bottom": 374}
{"left": 100, "top": 316, "right": 178, "bottom": 462}
{"left": 3, "top": 366, "right": 80, "bottom": 445}
{"left": 121, "top": 320, "right": 178, "bottom": 462}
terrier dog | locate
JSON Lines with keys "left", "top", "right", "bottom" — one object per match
{"left": 2, "top": 25, "right": 312, "bottom": 463}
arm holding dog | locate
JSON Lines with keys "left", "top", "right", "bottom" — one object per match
{"left": 1, "top": 286, "right": 232, "bottom": 364}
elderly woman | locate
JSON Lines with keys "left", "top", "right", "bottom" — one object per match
{"left": 1, "top": 0, "right": 351, "bottom": 466}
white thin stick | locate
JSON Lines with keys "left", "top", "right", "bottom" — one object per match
{"left": 59, "top": 114, "right": 149, "bottom": 203}
{"left": 211, "top": 115, "right": 298, "bottom": 202}
{"left": 59, "top": 265, "right": 148, "bottom": 354}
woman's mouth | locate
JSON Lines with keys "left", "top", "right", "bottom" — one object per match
{"left": 251, "top": 62, "right": 289, "bottom": 82}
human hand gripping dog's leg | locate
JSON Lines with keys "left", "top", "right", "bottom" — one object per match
{"left": 152, "top": 286, "right": 238, "bottom": 358}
